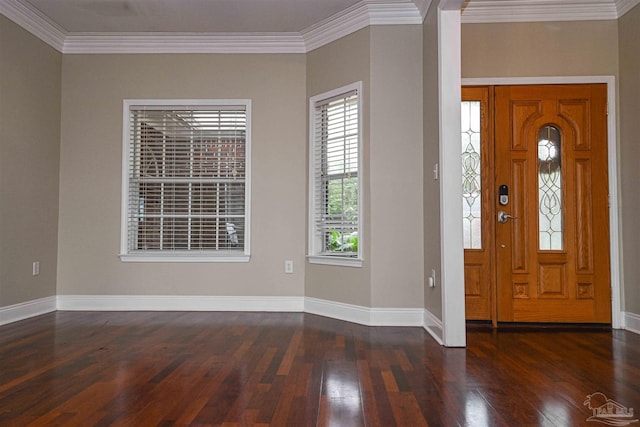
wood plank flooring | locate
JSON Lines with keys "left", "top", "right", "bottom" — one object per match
{"left": 1, "top": 311, "right": 639, "bottom": 426}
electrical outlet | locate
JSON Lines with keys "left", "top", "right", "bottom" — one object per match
{"left": 285, "top": 260, "right": 294, "bottom": 274}
{"left": 32, "top": 261, "right": 40, "bottom": 276}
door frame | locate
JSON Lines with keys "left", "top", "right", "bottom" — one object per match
{"left": 461, "top": 76, "right": 621, "bottom": 329}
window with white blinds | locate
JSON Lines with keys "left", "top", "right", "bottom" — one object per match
{"left": 308, "top": 82, "right": 362, "bottom": 266}
{"left": 120, "top": 100, "right": 250, "bottom": 262}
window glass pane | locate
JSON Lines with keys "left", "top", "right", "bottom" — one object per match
{"left": 461, "top": 101, "right": 482, "bottom": 249}
{"left": 538, "top": 125, "right": 563, "bottom": 250}
{"left": 312, "top": 88, "right": 360, "bottom": 259}
{"left": 127, "top": 106, "right": 247, "bottom": 254}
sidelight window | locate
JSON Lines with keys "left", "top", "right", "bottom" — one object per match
{"left": 461, "top": 101, "right": 482, "bottom": 249}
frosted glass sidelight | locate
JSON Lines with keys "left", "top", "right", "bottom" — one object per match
{"left": 461, "top": 101, "right": 482, "bottom": 249}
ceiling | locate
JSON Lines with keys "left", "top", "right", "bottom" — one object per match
{"left": 22, "top": 0, "right": 366, "bottom": 33}
{"left": 0, "top": 0, "right": 637, "bottom": 53}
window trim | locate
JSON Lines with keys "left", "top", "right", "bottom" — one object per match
{"left": 119, "top": 99, "right": 251, "bottom": 263}
{"left": 308, "top": 82, "right": 363, "bottom": 267}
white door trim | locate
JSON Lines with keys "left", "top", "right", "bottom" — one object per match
{"left": 462, "top": 76, "right": 622, "bottom": 329}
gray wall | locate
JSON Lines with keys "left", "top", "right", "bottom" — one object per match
{"left": 2, "top": 4, "right": 637, "bottom": 321}
{"left": 369, "top": 24, "right": 424, "bottom": 308}
{"left": 462, "top": 20, "right": 618, "bottom": 78}
{"left": 305, "top": 28, "right": 373, "bottom": 307}
{"left": 619, "top": 4, "right": 640, "bottom": 315}
{"left": 0, "top": 16, "right": 61, "bottom": 307}
{"left": 423, "top": 3, "right": 443, "bottom": 319}
{"left": 305, "top": 25, "right": 425, "bottom": 309}
{"left": 58, "top": 54, "right": 307, "bottom": 297}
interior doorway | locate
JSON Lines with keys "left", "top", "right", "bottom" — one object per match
{"left": 462, "top": 83, "right": 612, "bottom": 325}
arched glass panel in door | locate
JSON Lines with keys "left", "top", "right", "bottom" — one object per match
{"left": 538, "top": 125, "right": 563, "bottom": 250}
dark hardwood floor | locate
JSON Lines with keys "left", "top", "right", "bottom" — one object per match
{"left": 1, "top": 311, "right": 639, "bottom": 426}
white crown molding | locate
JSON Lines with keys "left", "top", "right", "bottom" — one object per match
{"left": 1, "top": 0, "right": 422, "bottom": 54}
{"left": 461, "top": 0, "right": 620, "bottom": 23}
{"left": 368, "top": 1, "right": 423, "bottom": 24}
{"left": 617, "top": 0, "right": 640, "bottom": 16}
{"left": 2, "top": 0, "right": 636, "bottom": 53}
{"left": 413, "top": 0, "right": 434, "bottom": 20}
{"left": 303, "top": 1, "right": 422, "bottom": 52}
{"left": 301, "top": 2, "right": 369, "bottom": 52}
{"left": 0, "top": 296, "right": 57, "bottom": 326}
{"left": 0, "top": 0, "right": 66, "bottom": 51}
{"left": 63, "top": 32, "right": 307, "bottom": 54}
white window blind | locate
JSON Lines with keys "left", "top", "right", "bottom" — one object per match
{"left": 309, "top": 83, "right": 362, "bottom": 263}
{"left": 121, "top": 100, "right": 250, "bottom": 261}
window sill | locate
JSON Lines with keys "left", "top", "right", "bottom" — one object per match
{"left": 119, "top": 253, "right": 250, "bottom": 263}
{"left": 307, "top": 255, "right": 363, "bottom": 268}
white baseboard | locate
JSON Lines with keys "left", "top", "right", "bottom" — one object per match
{"left": 423, "top": 308, "right": 444, "bottom": 345}
{"left": 4, "top": 295, "right": 430, "bottom": 334}
{"left": 370, "top": 307, "right": 425, "bottom": 326}
{"left": 304, "top": 297, "right": 424, "bottom": 327}
{"left": 0, "top": 296, "right": 57, "bottom": 326}
{"left": 304, "top": 297, "right": 370, "bottom": 325}
{"left": 623, "top": 311, "right": 640, "bottom": 335}
{"left": 57, "top": 295, "right": 304, "bottom": 312}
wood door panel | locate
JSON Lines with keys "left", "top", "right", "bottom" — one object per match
{"left": 511, "top": 101, "right": 543, "bottom": 151}
{"left": 512, "top": 299, "right": 598, "bottom": 322}
{"left": 537, "top": 263, "right": 567, "bottom": 298}
{"left": 577, "top": 282, "right": 594, "bottom": 300}
{"left": 511, "top": 159, "right": 528, "bottom": 272}
{"left": 558, "top": 99, "right": 591, "bottom": 150}
{"left": 464, "top": 264, "right": 483, "bottom": 296}
{"left": 575, "top": 159, "right": 595, "bottom": 273}
{"left": 494, "top": 84, "right": 611, "bottom": 324}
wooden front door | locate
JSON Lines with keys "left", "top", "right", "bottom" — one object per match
{"left": 463, "top": 84, "right": 612, "bottom": 324}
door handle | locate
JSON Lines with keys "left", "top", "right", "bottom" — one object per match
{"left": 498, "top": 211, "right": 517, "bottom": 223}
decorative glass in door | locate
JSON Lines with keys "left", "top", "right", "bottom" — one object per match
{"left": 538, "top": 125, "right": 563, "bottom": 250}
{"left": 461, "top": 101, "right": 482, "bottom": 249}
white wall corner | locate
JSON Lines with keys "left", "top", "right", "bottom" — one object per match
{"left": 623, "top": 312, "right": 640, "bottom": 335}
{"left": 56, "top": 295, "right": 304, "bottom": 312}
{"left": 423, "top": 308, "right": 444, "bottom": 345}
{"left": 0, "top": 296, "right": 57, "bottom": 326}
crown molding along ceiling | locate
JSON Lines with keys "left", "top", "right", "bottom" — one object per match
{"left": 0, "top": 0, "right": 638, "bottom": 54}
